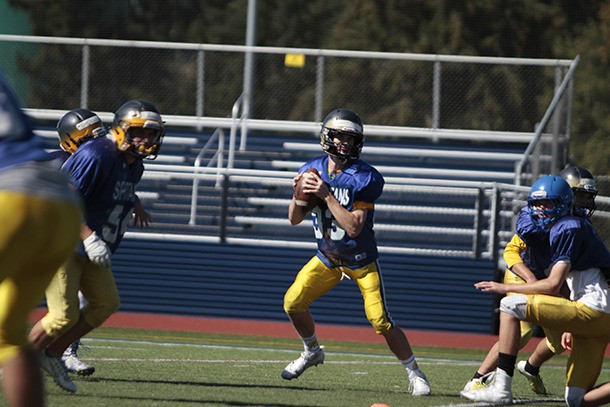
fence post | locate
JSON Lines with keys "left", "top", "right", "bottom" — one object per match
{"left": 219, "top": 173, "right": 229, "bottom": 243}
{"left": 472, "top": 187, "right": 485, "bottom": 259}
{"left": 80, "top": 44, "right": 90, "bottom": 108}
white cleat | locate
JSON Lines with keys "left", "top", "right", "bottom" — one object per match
{"left": 408, "top": 369, "right": 432, "bottom": 396}
{"left": 63, "top": 352, "right": 95, "bottom": 376}
{"left": 460, "top": 368, "right": 512, "bottom": 405}
{"left": 281, "top": 349, "right": 325, "bottom": 380}
{"left": 38, "top": 350, "right": 77, "bottom": 393}
{"left": 516, "top": 360, "right": 547, "bottom": 395}
{"left": 462, "top": 371, "right": 496, "bottom": 392}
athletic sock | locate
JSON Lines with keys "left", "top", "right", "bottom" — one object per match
{"left": 301, "top": 334, "right": 320, "bottom": 353}
{"left": 400, "top": 354, "right": 420, "bottom": 372}
{"left": 524, "top": 360, "right": 540, "bottom": 376}
{"left": 498, "top": 352, "right": 516, "bottom": 377}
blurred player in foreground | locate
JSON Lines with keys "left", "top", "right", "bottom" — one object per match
{"left": 461, "top": 175, "right": 610, "bottom": 406}
{"left": 463, "top": 166, "right": 599, "bottom": 395}
{"left": 0, "top": 72, "right": 81, "bottom": 406}
{"left": 282, "top": 108, "right": 431, "bottom": 397}
{"left": 28, "top": 99, "right": 164, "bottom": 393}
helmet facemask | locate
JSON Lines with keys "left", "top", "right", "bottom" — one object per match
{"left": 319, "top": 109, "right": 364, "bottom": 162}
{"left": 112, "top": 102, "right": 164, "bottom": 160}
{"left": 527, "top": 176, "right": 574, "bottom": 229}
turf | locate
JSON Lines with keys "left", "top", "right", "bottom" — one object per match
{"left": 5, "top": 326, "right": 602, "bottom": 406}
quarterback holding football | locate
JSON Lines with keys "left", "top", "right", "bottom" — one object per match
{"left": 282, "top": 108, "right": 432, "bottom": 397}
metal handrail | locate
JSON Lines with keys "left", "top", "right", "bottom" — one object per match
{"left": 514, "top": 55, "right": 581, "bottom": 186}
{"left": 227, "top": 93, "right": 246, "bottom": 169}
{"left": 189, "top": 128, "right": 225, "bottom": 225}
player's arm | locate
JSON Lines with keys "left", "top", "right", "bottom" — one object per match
{"left": 303, "top": 172, "right": 366, "bottom": 237}
{"left": 475, "top": 260, "right": 570, "bottom": 295}
{"left": 504, "top": 234, "right": 537, "bottom": 283}
{"left": 288, "top": 172, "right": 307, "bottom": 225}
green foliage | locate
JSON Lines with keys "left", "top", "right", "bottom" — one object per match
{"left": 6, "top": 0, "right": 610, "bottom": 173}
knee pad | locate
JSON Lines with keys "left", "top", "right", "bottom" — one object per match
{"left": 565, "top": 386, "right": 585, "bottom": 407}
{"left": 82, "top": 295, "right": 120, "bottom": 328}
{"left": 499, "top": 294, "right": 527, "bottom": 320}
{"left": 41, "top": 307, "right": 81, "bottom": 338}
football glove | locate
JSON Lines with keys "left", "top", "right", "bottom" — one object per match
{"left": 83, "top": 232, "right": 112, "bottom": 268}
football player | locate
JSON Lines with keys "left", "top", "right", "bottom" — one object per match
{"left": 0, "top": 72, "right": 81, "bottom": 407}
{"left": 463, "top": 166, "right": 599, "bottom": 396}
{"left": 53, "top": 108, "right": 151, "bottom": 376}
{"left": 27, "top": 99, "right": 164, "bottom": 393}
{"left": 461, "top": 175, "right": 610, "bottom": 406}
{"left": 282, "top": 108, "right": 431, "bottom": 396}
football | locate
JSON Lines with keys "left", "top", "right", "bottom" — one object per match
{"left": 294, "top": 168, "right": 321, "bottom": 210}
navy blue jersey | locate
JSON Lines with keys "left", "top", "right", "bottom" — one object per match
{"left": 515, "top": 206, "right": 552, "bottom": 278}
{"left": 50, "top": 149, "right": 71, "bottom": 164}
{"left": 299, "top": 155, "right": 383, "bottom": 268}
{"left": 63, "top": 136, "right": 143, "bottom": 254}
{"left": 549, "top": 215, "right": 610, "bottom": 271}
{"left": 0, "top": 73, "right": 51, "bottom": 169}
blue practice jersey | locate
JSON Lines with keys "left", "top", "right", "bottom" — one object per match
{"left": 63, "top": 136, "right": 144, "bottom": 254}
{"left": 299, "top": 155, "right": 383, "bottom": 268}
{"left": 0, "top": 73, "right": 51, "bottom": 170}
{"left": 515, "top": 206, "right": 552, "bottom": 278}
{"left": 549, "top": 215, "right": 610, "bottom": 271}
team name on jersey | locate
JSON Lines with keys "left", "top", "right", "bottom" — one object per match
{"left": 332, "top": 187, "right": 351, "bottom": 206}
{"left": 113, "top": 181, "right": 135, "bottom": 201}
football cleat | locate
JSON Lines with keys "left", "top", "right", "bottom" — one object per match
{"left": 517, "top": 360, "right": 547, "bottom": 395}
{"left": 408, "top": 369, "right": 432, "bottom": 396}
{"left": 462, "top": 371, "right": 495, "bottom": 392}
{"left": 461, "top": 368, "right": 512, "bottom": 405}
{"left": 281, "top": 349, "right": 325, "bottom": 380}
{"left": 38, "top": 350, "right": 77, "bottom": 393}
{"left": 63, "top": 342, "right": 95, "bottom": 376}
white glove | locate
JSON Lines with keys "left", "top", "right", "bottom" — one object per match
{"left": 83, "top": 232, "right": 112, "bottom": 268}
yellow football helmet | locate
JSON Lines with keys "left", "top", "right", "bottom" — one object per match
{"left": 110, "top": 99, "right": 164, "bottom": 160}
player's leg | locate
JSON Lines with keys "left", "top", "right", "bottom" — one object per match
{"left": 282, "top": 256, "right": 340, "bottom": 380}
{"left": 461, "top": 295, "right": 525, "bottom": 403}
{"left": 62, "top": 290, "right": 94, "bottom": 376}
{"left": 517, "top": 328, "right": 563, "bottom": 395}
{"left": 351, "top": 261, "right": 431, "bottom": 396}
{"left": 1, "top": 194, "right": 80, "bottom": 399}
{"left": 47, "top": 260, "right": 120, "bottom": 356}
{"left": 565, "top": 337, "right": 606, "bottom": 407}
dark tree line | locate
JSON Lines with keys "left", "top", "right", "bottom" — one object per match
{"left": 8, "top": 0, "right": 610, "bottom": 174}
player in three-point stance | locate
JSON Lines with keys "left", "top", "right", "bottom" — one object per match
{"left": 463, "top": 166, "right": 599, "bottom": 396}
{"left": 461, "top": 175, "right": 610, "bottom": 406}
{"left": 282, "top": 108, "right": 431, "bottom": 396}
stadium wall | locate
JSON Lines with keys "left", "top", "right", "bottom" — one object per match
{"left": 112, "top": 237, "right": 497, "bottom": 334}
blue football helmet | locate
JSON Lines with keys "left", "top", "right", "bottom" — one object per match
{"left": 319, "top": 108, "right": 364, "bottom": 161}
{"left": 527, "top": 175, "right": 574, "bottom": 229}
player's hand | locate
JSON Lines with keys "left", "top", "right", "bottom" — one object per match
{"left": 133, "top": 201, "right": 151, "bottom": 228}
{"left": 474, "top": 281, "right": 505, "bottom": 293}
{"left": 561, "top": 332, "right": 573, "bottom": 351}
{"left": 83, "top": 232, "right": 112, "bottom": 268}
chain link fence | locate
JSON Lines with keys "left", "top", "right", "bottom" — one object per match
{"left": 0, "top": 35, "right": 573, "bottom": 132}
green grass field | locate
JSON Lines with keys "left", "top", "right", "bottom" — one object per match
{"left": 8, "top": 327, "right": 606, "bottom": 407}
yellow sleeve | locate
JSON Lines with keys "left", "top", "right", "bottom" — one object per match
{"left": 503, "top": 234, "right": 527, "bottom": 269}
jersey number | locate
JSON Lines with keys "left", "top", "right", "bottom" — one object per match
{"left": 102, "top": 204, "right": 132, "bottom": 244}
{"left": 311, "top": 206, "right": 345, "bottom": 240}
